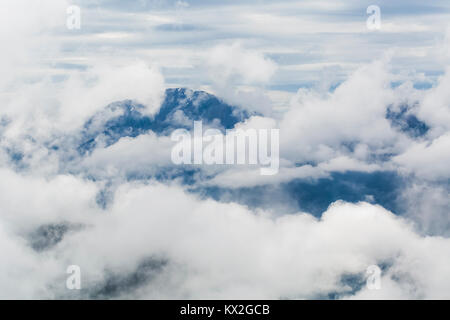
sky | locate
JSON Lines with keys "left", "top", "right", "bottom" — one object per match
{"left": 0, "top": 0, "right": 449, "bottom": 299}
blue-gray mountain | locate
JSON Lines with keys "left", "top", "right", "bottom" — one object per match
{"left": 78, "top": 88, "right": 251, "bottom": 154}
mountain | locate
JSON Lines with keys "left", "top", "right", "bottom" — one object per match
{"left": 77, "top": 88, "right": 250, "bottom": 154}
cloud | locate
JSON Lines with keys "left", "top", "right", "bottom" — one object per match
{"left": 0, "top": 0, "right": 449, "bottom": 300}
{"left": 398, "top": 182, "right": 450, "bottom": 236}
{"left": 204, "top": 156, "right": 383, "bottom": 189}
{"left": 81, "top": 132, "right": 175, "bottom": 178}
{"left": 393, "top": 133, "right": 450, "bottom": 180}
{"left": 279, "top": 60, "right": 399, "bottom": 162}
{"left": 418, "top": 69, "right": 450, "bottom": 136}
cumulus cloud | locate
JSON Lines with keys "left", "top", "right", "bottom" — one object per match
{"left": 280, "top": 60, "right": 400, "bottom": 162}
{"left": 81, "top": 132, "right": 175, "bottom": 178}
{"left": 2, "top": 178, "right": 449, "bottom": 299}
{"left": 418, "top": 69, "right": 450, "bottom": 136}
{"left": 1, "top": 62, "right": 165, "bottom": 140}
{"left": 0, "top": 0, "right": 449, "bottom": 301}
{"left": 206, "top": 43, "right": 277, "bottom": 87}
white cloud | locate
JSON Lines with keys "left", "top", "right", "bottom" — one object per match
{"left": 203, "top": 156, "right": 383, "bottom": 189}
{"left": 0, "top": 0, "right": 449, "bottom": 300}
{"left": 279, "top": 60, "right": 399, "bottom": 162}
{"left": 418, "top": 69, "right": 450, "bottom": 136}
{"left": 81, "top": 132, "right": 175, "bottom": 178}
